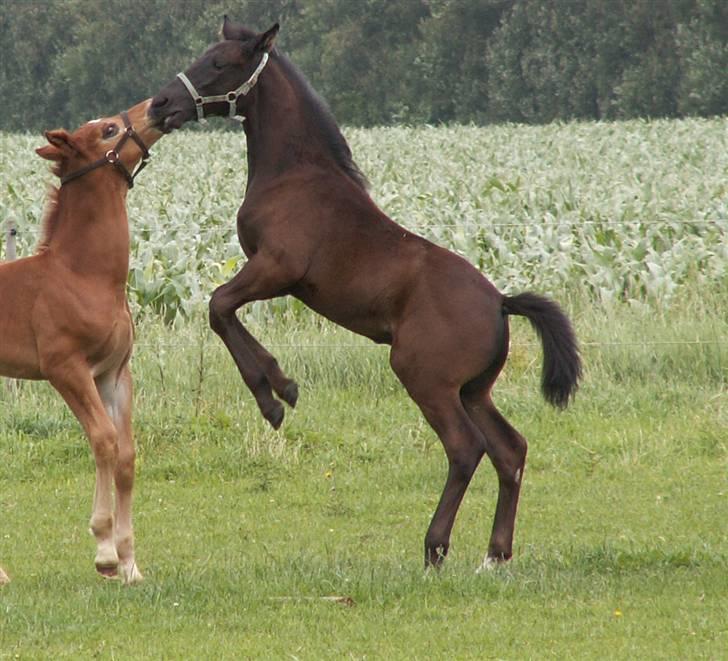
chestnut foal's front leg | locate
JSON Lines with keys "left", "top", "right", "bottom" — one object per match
{"left": 49, "top": 360, "right": 121, "bottom": 579}
{"left": 208, "top": 255, "right": 299, "bottom": 429}
{"left": 97, "top": 364, "right": 142, "bottom": 584}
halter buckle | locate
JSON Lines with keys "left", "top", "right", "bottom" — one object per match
{"left": 61, "top": 115, "right": 151, "bottom": 189}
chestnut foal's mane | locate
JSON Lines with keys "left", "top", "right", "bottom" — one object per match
{"left": 36, "top": 185, "right": 60, "bottom": 253}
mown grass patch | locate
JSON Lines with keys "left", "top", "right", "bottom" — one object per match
{"left": 1, "top": 298, "right": 726, "bottom": 659}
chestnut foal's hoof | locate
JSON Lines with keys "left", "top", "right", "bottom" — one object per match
{"left": 265, "top": 401, "right": 285, "bottom": 430}
{"left": 119, "top": 562, "right": 144, "bottom": 585}
{"left": 0, "top": 567, "right": 10, "bottom": 585}
{"left": 95, "top": 563, "right": 119, "bottom": 580}
{"left": 281, "top": 381, "right": 299, "bottom": 408}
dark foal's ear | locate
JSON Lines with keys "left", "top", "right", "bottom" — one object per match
{"left": 36, "top": 129, "right": 77, "bottom": 161}
{"left": 221, "top": 16, "right": 279, "bottom": 51}
{"left": 221, "top": 15, "right": 252, "bottom": 41}
{"left": 221, "top": 15, "right": 238, "bottom": 40}
{"left": 255, "top": 23, "right": 279, "bottom": 53}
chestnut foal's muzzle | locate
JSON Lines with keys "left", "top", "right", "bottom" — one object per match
{"left": 61, "top": 111, "right": 151, "bottom": 189}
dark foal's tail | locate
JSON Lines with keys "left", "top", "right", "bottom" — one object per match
{"left": 503, "top": 292, "right": 582, "bottom": 409}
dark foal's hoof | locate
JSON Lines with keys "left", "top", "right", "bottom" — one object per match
{"left": 424, "top": 545, "right": 448, "bottom": 569}
{"left": 476, "top": 551, "right": 512, "bottom": 573}
{"left": 281, "top": 381, "right": 299, "bottom": 408}
{"left": 265, "top": 401, "right": 285, "bottom": 430}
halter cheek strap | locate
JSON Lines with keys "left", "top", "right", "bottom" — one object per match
{"left": 60, "top": 111, "right": 151, "bottom": 189}
{"left": 176, "top": 52, "right": 269, "bottom": 124}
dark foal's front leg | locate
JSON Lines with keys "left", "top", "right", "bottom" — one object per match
{"left": 208, "top": 256, "right": 299, "bottom": 429}
{"left": 233, "top": 323, "right": 299, "bottom": 408}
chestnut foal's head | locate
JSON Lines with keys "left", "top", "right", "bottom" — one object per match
{"left": 36, "top": 98, "right": 161, "bottom": 187}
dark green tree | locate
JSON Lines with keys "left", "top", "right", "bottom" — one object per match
{"left": 415, "top": 0, "right": 513, "bottom": 123}
{"left": 0, "top": 0, "right": 726, "bottom": 131}
{"left": 677, "top": 0, "right": 728, "bottom": 116}
{"left": 0, "top": 1, "right": 69, "bottom": 130}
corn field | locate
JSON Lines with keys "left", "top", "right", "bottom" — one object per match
{"left": 1, "top": 118, "right": 726, "bottom": 321}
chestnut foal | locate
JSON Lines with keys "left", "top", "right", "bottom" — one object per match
{"left": 0, "top": 99, "right": 160, "bottom": 585}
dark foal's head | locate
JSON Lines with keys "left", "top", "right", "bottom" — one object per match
{"left": 150, "top": 18, "right": 279, "bottom": 132}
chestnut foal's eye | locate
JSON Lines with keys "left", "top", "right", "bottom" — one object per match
{"left": 103, "top": 124, "right": 119, "bottom": 139}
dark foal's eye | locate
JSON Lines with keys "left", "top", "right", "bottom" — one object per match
{"left": 103, "top": 124, "right": 119, "bottom": 139}
{"left": 213, "top": 58, "right": 225, "bottom": 71}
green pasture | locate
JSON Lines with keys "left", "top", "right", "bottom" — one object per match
{"left": 1, "top": 297, "right": 726, "bottom": 659}
{"left": 1, "top": 119, "right": 727, "bottom": 658}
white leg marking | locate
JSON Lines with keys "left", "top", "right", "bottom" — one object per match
{"left": 102, "top": 368, "right": 142, "bottom": 585}
{"left": 476, "top": 556, "right": 498, "bottom": 574}
{"left": 514, "top": 468, "right": 521, "bottom": 485}
{"left": 119, "top": 561, "right": 144, "bottom": 585}
{"left": 88, "top": 372, "right": 123, "bottom": 575}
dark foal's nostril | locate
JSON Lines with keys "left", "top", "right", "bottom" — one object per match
{"left": 151, "top": 95, "right": 169, "bottom": 109}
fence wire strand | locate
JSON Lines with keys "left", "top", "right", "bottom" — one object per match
{"left": 134, "top": 339, "right": 728, "bottom": 350}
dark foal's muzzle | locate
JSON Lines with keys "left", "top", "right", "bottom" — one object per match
{"left": 61, "top": 111, "right": 151, "bottom": 189}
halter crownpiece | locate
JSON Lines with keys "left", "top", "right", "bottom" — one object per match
{"left": 176, "top": 52, "right": 269, "bottom": 124}
{"left": 60, "top": 111, "right": 151, "bottom": 189}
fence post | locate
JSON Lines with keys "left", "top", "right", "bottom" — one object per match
{"left": 5, "top": 219, "right": 17, "bottom": 261}
{"left": 4, "top": 219, "right": 19, "bottom": 393}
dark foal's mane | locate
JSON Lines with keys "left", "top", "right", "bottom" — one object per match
{"left": 269, "top": 49, "right": 370, "bottom": 191}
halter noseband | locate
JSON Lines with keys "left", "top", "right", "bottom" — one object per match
{"left": 60, "top": 111, "right": 151, "bottom": 189}
{"left": 176, "top": 52, "right": 269, "bottom": 124}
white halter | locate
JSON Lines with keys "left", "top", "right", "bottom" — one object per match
{"left": 176, "top": 53, "right": 269, "bottom": 123}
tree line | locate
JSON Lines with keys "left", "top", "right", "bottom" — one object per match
{"left": 1, "top": 0, "right": 726, "bottom": 132}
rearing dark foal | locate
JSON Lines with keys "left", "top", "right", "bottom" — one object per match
{"left": 150, "top": 19, "right": 581, "bottom": 569}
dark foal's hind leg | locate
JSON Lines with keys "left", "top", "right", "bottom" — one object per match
{"left": 461, "top": 384, "right": 527, "bottom": 569}
{"left": 209, "top": 256, "right": 298, "bottom": 429}
{"left": 390, "top": 350, "right": 486, "bottom": 567}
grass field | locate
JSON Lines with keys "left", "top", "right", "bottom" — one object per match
{"left": 1, "top": 119, "right": 727, "bottom": 658}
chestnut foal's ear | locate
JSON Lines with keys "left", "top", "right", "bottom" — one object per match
{"left": 36, "top": 129, "right": 77, "bottom": 161}
{"left": 255, "top": 23, "right": 279, "bottom": 53}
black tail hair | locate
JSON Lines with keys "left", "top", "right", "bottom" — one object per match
{"left": 503, "top": 292, "right": 581, "bottom": 409}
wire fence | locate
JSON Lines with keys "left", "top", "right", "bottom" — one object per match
{"left": 420, "top": 218, "right": 726, "bottom": 228}
{"left": 132, "top": 338, "right": 728, "bottom": 350}
{"left": 4, "top": 217, "right": 726, "bottom": 354}
{"left": 1, "top": 218, "right": 728, "bottom": 245}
